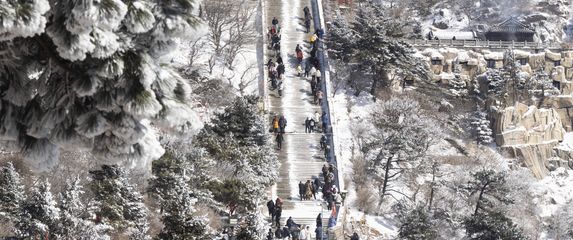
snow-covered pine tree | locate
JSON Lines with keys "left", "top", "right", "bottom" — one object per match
{"left": 529, "top": 67, "right": 559, "bottom": 98}
{"left": 398, "top": 205, "right": 437, "bottom": 240}
{"left": 16, "top": 179, "right": 60, "bottom": 239}
{"left": 89, "top": 165, "right": 149, "bottom": 238}
{"left": 327, "top": 2, "right": 428, "bottom": 97}
{"left": 462, "top": 169, "right": 512, "bottom": 215}
{"left": 0, "top": 0, "right": 202, "bottom": 171}
{"left": 362, "top": 97, "right": 435, "bottom": 207}
{"left": 472, "top": 111, "right": 493, "bottom": 145}
{"left": 0, "top": 162, "right": 24, "bottom": 224}
{"left": 149, "top": 142, "right": 217, "bottom": 209}
{"left": 449, "top": 63, "right": 468, "bottom": 97}
{"left": 485, "top": 69, "right": 507, "bottom": 99}
{"left": 197, "top": 96, "right": 278, "bottom": 210}
{"left": 156, "top": 172, "right": 211, "bottom": 240}
{"left": 463, "top": 210, "right": 527, "bottom": 240}
{"left": 57, "top": 177, "right": 110, "bottom": 240}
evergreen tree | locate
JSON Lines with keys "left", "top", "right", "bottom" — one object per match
{"left": 16, "top": 179, "right": 60, "bottom": 239}
{"left": 0, "top": 0, "right": 201, "bottom": 170}
{"left": 0, "top": 162, "right": 24, "bottom": 223}
{"left": 156, "top": 173, "right": 211, "bottom": 240}
{"left": 197, "top": 96, "right": 279, "bottom": 210}
{"left": 57, "top": 177, "right": 110, "bottom": 240}
{"left": 362, "top": 97, "right": 435, "bottom": 206}
{"left": 89, "top": 165, "right": 149, "bottom": 238}
{"left": 327, "top": 2, "right": 428, "bottom": 97}
{"left": 398, "top": 205, "right": 437, "bottom": 240}
{"left": 149, "top": 143, "right": 217, "bottom": 209}
{"left": 462, "top": 169, "right": 512, "bottom": 215}
{"left": 485, "top": 69, "right": 507, "bottom": 99}
{"left": 463, "top": 210, "right": 527, "bottom": 240}
{"left": 528, "top": 67, "right": 559, "bottom": 98}
{"left": 472, "top": 111, "right": 493, "bottom": 145}
{"left": 449, "top": 65, "right": 468, "bottom": 97}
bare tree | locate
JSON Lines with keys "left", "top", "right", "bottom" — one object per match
{"left": 203, "top": 0, "right": 235, "bottom": 56}
{"left": 224, "top": 1, "right": 256, "bottom": 68}
{"left": 330, "top": 60, "right": 350, "bottom": 96}
{"left": 226, "top": 62, "right": 258, "bottom": 96}
{"left": 188, "top": 35, "right": 207, "bottom": 68}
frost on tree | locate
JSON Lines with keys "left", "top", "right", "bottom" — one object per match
{"left": 58, "top": 177, "right": 110, "bottom": 240}
{"left": 16, "top": 179, "right": 60, "bottom": 239}
{"left": 89, "top": 165, "right": 149, "bottom": 238}
{"left": 0, "top": 0, "right": 202, "bottom": 171}
{"left": 362, "top": 97, "right": 435, "bottom": 206}
{"left": 0, "top": 162, "right": 24, "bottom": 223}
{"left": 196, "top": 96, "right": 279, "bottom": 211}
{"left": 472, "top": 111, "right": 493, "bottom": 145}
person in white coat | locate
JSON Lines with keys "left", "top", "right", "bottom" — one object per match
{"left": 300, "top": 225, "right": 312, "bottom": 240}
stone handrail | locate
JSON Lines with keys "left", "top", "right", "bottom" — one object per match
{"left": 403, "top": 39, "right": 567, "bottom": 50}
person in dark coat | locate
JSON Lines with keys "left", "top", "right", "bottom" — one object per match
{"left": 276, "top": 133, "right": 284, "bottom": 150}
{"left": 275, "top": 227, "right": 283, "bottom": 239}
{"left": 310, "top": 78, "right": 317, "bottom": 96}
{"left": 316, "top": 213, "right": 322, "bottom": 228}
{"left": 304, "top": 18, "right": 311, "bottom": 33}
{"left": 267, "top": 228, "right": 274, "bottom": 240}
{"left": 304, "top": 62, "right": 311, "bottom": 77}
{"left": 278, "top": 115, "right": 287, "bottom": 133}
{"left": 277, "top": 63, "right": 285, "bottom": 78}
{"left": 304, "top": 117, "right": 311, "bottom": 134}
{"left": 286, "top": 216, "right": 297, "bottom": 228}
{"left": 320, "top": 135, "right": 327, "bottom": 150}
{"left": 277, "top": 56, "right": 283, "bottom": 65}
{"left": 321, "top": 164, "right": 328, "bottom": 177}
{"left": 350, "top": 232, "right": 359, "bottom": 240}
{"left": 272, "top": 17, "right": 279, "bottom": 27}
{"left": 313, "top": 178, "right": 321, "bottom": 195}
{"left": 315, "top": 226, "right": 323, "bottom": 240}
{"left": 282, "top": 226, "right": 291, "bottom": 239}
{"left": 267, "top": 199, "right": 275, "bottom": 221}
{"left": 275, "top": 205, "right": 282, "bottom": 227}
{"left": 303, "top": 6, "right": 310, "bottom": 19}
{"left": 321, "top": 112, "right": 327, "bottom": 132}
{"left": 308, "top": 118, "right": 316, "bottom": 133}
{"left": 299, "top": 181, "right": 306, "bottom": 200}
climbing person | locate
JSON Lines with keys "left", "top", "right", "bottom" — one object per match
{"left": 267, "top": 228, "right": 274, "bottom": 240}
{"left": 321, "top": 164, "right": 328, "bottom": 177}
{"left": 296, "top": 48, "right": 303, "bottom": 63}
{"left": 291, "top": 225, "right": 301, "bottom": 240}
{"left": 272, "top": 17, "right": 279, "bottom": 27}
{"left": 296, "top": 64, "right": 303, "bottom": 77}
{"left": 316, "top": 213, "right": 323, "bottom": 228}
{"left": 277, "top": 56, "right": 283, "bottom": 65}
{"left": 278, "top": 80, "right": 284, "bottom": 97}
{"left": 310, "top": 78, "right": 317, "bottom": 96}
{"left": 272, "top": 115, "right": 279, "bottom": 133}
{"left": 316, "top": 90, "right": 323, "bottom": 105}
{"left": 282, "top": 226, "right": 291, "bottom": 240}
{"left": 275, "top": 202, "right": 283, "bottom": 227}
{"left": 324, "top": 144, "right": 330, "bottom": 159}
{"left": 303, "top": 6, "right": 310, "bottom": 20}
{"left": 310, "top": 33, "right": 318, "bottom": 44}
{"left": 315, "top": 69, "right": 322, "bottom": 85}
{"left": 321, "top": 112, "right": 328, "bottom": 132}
{"left": 286, "top": 216, "right": 296, "bottom": 229}
{"left": 308, "top": 118, "right": 316, "bottom": 133}
{"left": 350, "top": 232, "right": 360, "bottom": 240}
{"left": 279, "top": 115, "right": 287, "bottom": 133}
{"left": 300, "top": 225, "right": 308, "bottom": 240}
{"left": 277, "top": 63, "right": 285, "bottom": 78}
{"left": 295, "top": 44, "right": 302, "bottom": 52}
{"left": 267, "top": 199, "right": 276, "bottom": 221}
{"left": 305, "top": 180, "right": 313, "bottom": 200}
{"left": 276, "top": 133, "right": 284, "bottom": 150}
{"left": 316, "top": 28, "right": 324, "bottom": 39}
{"left": 304, "top": 18, "right": 311, "bottom": 33}
{"left": 304, "top": 117, "right": 311, "bottom": 134}
{"left": 299, "top": 181, "right": 306, "bottom": 200}
{"left": 313, "top": 178, "right": 321, "bottom": 196}
{"left": 275, "top": 227, "right": 283, "bottom": 239}
{"left": 308, "top": 180, "right": 317, "bottom": 200}
{"left": 320, "top": 134, "right": 327, "bottom": 150}
{"left": 309, "top": 66, "right": 317, "bottom": 81}
{"left": 304, "top": 62, "right": 311, "bottom": 78}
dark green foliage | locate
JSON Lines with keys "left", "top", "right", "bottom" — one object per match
{"left": 464, "top": 210, "right": 527, "bottom": 240}
{"left": 462, "top": 169, "right": 512, "bottom": 215}
{"left": 89, "top": 165, "right": 148, "bottom": 233}
{"left": 398, "top": 206, "right": 437, "bottom": 240}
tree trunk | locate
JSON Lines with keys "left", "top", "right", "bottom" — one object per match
{"left": 378, "top": 156, "right": 393, "bottom": 208}
{"left": 474, "top": 183, "right": 488, "bottom": 215}
{"left": 427, "top": 163, "right": 436, "bottom": 211}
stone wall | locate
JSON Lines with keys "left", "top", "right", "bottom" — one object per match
{"left": 420, "top": 48, "right": 573, "bottom": 88}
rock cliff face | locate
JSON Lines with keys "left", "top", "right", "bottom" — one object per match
{"left": 494, "top": 103, "right": 569, "bottom": 178}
